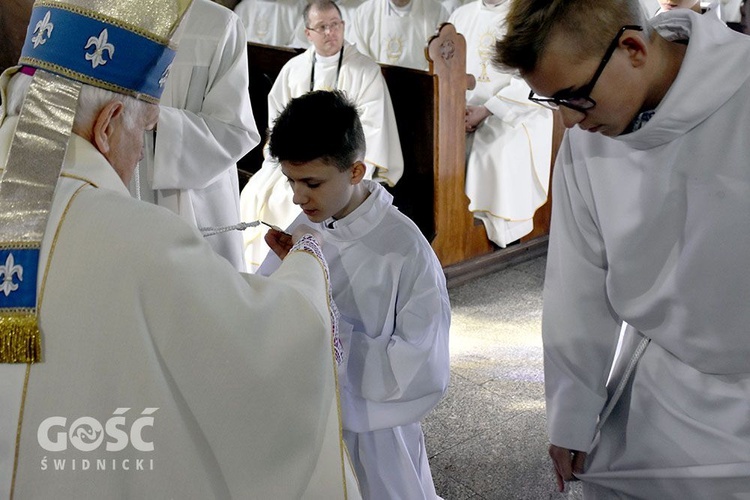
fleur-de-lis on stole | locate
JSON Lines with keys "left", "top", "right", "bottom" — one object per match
{"left": 0, "top": 254, "right": 23, "bottom": 297}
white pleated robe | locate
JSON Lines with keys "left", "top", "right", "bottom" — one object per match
{"left": 234, "top": 0, "right": 306, "bottom": 47}
{"left": 350, "top": 0, "right": 448, "bottom": 70}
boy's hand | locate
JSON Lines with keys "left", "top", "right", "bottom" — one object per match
{"left": 265, "top": 224, "right": 323, "bottom": 260}
{"left": 265, "top": 228, "right": 293, "bottom": 259}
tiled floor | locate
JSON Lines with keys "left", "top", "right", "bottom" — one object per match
{"left": 424, "top": 255, "right": 584, "bottom": 500}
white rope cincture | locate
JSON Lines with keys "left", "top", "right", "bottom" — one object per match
{"left": 595, "top": 335, "right": 651, "bottom": 435}
{"left": 199, "top": 220, "right": 262, "bottom": 237}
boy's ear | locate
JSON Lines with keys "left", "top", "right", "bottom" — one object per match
{"left": 350, "top": 160, "right": 367, "bottom": 184}
{"left": 621, "top": 32, "right": 648, "bottom": 68}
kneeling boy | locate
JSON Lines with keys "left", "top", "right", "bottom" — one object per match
{"left": 259, "top": 90, "right": 450, "bottom": 500}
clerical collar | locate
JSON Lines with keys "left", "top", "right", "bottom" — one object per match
{"left": 387, "top": 0, "right": 413, "bottom": 16}
{"left": 310, "top": 46, "right": 345, "bottom": 92}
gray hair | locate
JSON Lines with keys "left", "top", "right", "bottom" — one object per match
{"left": 5, "top": 72, "right": 152, "bottom": 137}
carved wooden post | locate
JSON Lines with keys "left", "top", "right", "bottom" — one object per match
{"left": 426, "top": 23, "right": 493, "bottom": 267}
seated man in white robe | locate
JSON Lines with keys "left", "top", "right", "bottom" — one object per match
{"left": 0, "top": 0, "right": 360, "bottom": 497}
{"left": 240, "top": 0, "right": 403, "bottom": 271}
{"left": 260, "top": 90, "right": 449, "bottom": 500}
{"left": 450, "top": 0, "right": 554, "bottom": 247}
{"left": 234, "top": 0, "right": 306, "bottom": 47}
{"left": 496, "top": 0, "right": 750, "bottom": 497}
{"left": 131, "top": 0, "right": 259, "bottom": 271}
{"left": 350, "top": 0, "right": 449, "bottom": 70}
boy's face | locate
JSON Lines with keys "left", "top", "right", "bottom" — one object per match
{"left": 281, "top": 158, "right": 363, "bottom": 223}
{"left": 524, "top": 29, "right": 648, "bottom": 137}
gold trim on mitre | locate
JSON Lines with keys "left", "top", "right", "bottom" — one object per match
{"left": 37, "top": 0, "right": 193, "bottom": 44}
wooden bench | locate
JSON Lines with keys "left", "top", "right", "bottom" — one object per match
{"left": 239, "top": 23, "right": 563, "bottom": 287}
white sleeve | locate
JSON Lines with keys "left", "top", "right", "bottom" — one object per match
{"left": 341, "top": 244, "right": 450, "bottom": 405}
{"left": 542, "top": 136, "right": 622, "bottom": 452}
{"left": 483, "top": 75, "right": 548, "bottom": 128}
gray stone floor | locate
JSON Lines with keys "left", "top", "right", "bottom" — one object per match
{"left": 424, "top": 255, "right": 584, "bottom": 500}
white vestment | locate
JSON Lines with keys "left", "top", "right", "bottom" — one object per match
{"left": 234, "top": 0, "right": 305, "bottom": 47}
{"left": 542, "top": 11, "right": 750, "bottom": 498}
{"left": 259, "top": 181, "right": 450, "bottom": 499}
{"left": 450, "top": 1, "right": 553, "bottom": 247}
{"left": 132, "top": 0, "right": 259, "bottom": 271}
{"left": 0, "top": 110, "right": 361, "bottom": 497}
{"left": 350, "top": 0, "right": 448, "bottom": 70}
{"left": 239, "top": 43, "right": 403, "bottom": 271}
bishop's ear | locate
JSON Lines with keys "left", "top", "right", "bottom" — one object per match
{"left": 92, "top": 100, "right": 125, "bottom": 155}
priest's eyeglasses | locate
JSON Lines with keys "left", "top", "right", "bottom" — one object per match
{"left": 307, "top": 20, "right": 344, "bottom": 34}
{"left": 528, "top": 25, "right": 643, "bottom": 113}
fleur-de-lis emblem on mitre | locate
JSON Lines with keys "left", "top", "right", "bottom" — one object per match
{"left": 31, "top": 10, "right": 54, "bottom": 48}
{"left": 159, "top": 64, "right": 172, "bottom": 88}
{"left": 0, "top": 253, "right": 23, "bottom": 297}
{"left": 84, "top": 29, "right": 115, "bottom": 68}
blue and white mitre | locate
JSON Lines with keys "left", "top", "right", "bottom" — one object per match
{"left": 0, "top": 0, "right": 193, "bottom": 363}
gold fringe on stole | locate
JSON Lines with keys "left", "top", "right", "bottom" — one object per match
{"left": 0, "top": 311, "right": 42, "bottom": 363}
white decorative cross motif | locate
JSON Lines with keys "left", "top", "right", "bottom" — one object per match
{"left": 31, "top": 10, "right": 54, "bottom": 48}
{"left": 84, "top": 29, "right": 115, "bottom": 68}
{"left": 0, "top": 253, "right": 23, "bottom": 297}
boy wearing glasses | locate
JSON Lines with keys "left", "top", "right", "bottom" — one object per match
{"left": 240, "top": 0, "right": 403, "bottom": 271}
{"left": 260, "top": 90, "right": 450, "bottom": 500}
{"left": 495, "top": 0, "right": 750, "bottom": 498}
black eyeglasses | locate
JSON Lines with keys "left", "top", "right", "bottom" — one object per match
{"left": 529, "top": 25, "right": 643, "bottom": 113}
{"left": 306, "top": 20, "right": 344, "bottom": 34}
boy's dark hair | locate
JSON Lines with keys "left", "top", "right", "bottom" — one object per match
{"left": 269, "top": 90, "right": 366, "bottom": 171}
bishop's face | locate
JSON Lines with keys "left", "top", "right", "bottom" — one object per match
{"left": 305, "top": 5, "right": 344, "bottom": 57}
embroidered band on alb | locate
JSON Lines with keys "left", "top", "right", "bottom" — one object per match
{"left": 0, "top": 70, "right": 81, "bottom": 363}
